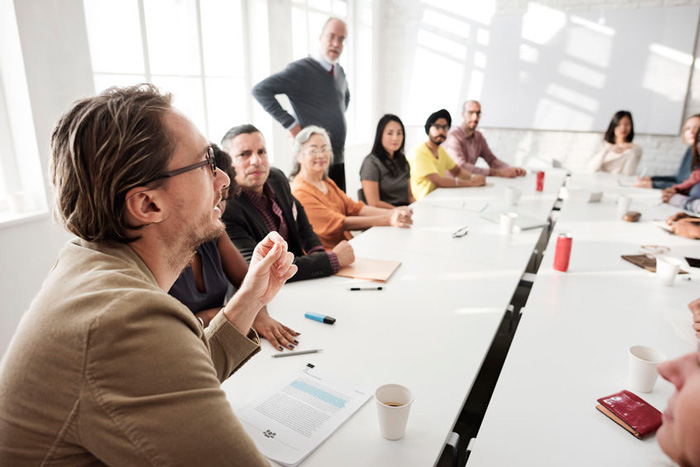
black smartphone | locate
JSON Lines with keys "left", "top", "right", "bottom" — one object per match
{"left": 685, "top": 257, "right": 700, "bottom": 268}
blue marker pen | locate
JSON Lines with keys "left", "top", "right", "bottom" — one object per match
{"left": 305, "top": 312, "right": 336, "bottom": 325}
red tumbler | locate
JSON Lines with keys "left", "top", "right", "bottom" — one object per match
{"left": 553, "top": 233, "right": 572, "bottom": 272}
{"left": 536, "top": 171, "right": 545, "bottom": 192}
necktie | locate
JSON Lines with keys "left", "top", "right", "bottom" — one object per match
{"left": 329, "top": 65, "right": 334, "bottom": 77}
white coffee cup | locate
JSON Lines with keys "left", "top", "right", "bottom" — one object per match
{"left": 500, "top": 212, "right": 518, "bottom": 235}
{"left": 375, "top": 384, "right": 414, "bottom": 440}
{"left": 617, "top": 195, "right": 631, "bottom": 218}
{"left": 505, "top": 187, "right": 522, "bottom": 206}
{"left": 628, "top": 345, "right": 666, "bottom": 393}
{"left": 656, "top": 256, "right": 682, "bottom": 286}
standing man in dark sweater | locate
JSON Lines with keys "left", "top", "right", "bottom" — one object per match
{"left": 252, "top": 17, "right": 350, "bottom": 191}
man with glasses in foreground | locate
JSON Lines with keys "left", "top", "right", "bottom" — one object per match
{"left": 409, "top": 108, "right": 486, "bottom": 201}
{"left": 444, "top": 100, "right": 526, "bottom": 178}
{"left": 221, "top": 124, "right": 355, "bottom": 281}
{"left": 0, "top": 85, "right": 294, "bottom": 466}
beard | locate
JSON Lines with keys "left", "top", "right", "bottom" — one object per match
{"left": 164, "top": 200, "right": 225, "bottom": 273}
{"left": 429, "top": 134, "right": 446, "bottom": 146}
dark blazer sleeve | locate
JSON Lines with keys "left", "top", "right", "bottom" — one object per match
{"left": 286, "top": 197, "right": 334, "bottom": 282}
{"left": 222, "top": 197, "right": 265, "bottom": 264}
{"left": 267, "top": 169, "right": 334, "bottom": 282}
{"left": 651, "top": 176, "right": 677, "bottom": 189}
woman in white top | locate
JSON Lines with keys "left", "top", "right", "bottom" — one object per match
{"left": 588, "top": 110, "right": 642, "bottom": 175}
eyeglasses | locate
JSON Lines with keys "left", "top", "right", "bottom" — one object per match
{"left": 432, "top": 124, "right": 449, "bottom": 131}
{"left": 146, "top": 146, "right": 217, "bottom": 184}
{"left": 305, "top": 148, "right": 332, "bottom": 156}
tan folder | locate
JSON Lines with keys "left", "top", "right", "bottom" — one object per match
{"left": 334, "top": 257, "right": 401, "bottom": 282}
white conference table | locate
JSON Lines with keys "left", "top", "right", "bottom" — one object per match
{"left": 468, "top": 174, "right": 699, "bottom": 466}
{"left": 222, "top": 171, "right": 565, "bottom": 466}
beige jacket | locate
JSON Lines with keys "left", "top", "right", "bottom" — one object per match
{"left": 588, "top": 141, "right": 642, "bottom": 176}
{"left": 0, "top": 239, "right": 269, "bottom": 466}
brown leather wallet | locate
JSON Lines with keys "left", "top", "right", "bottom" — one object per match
{"left": 621, "top": 255, "right": 688, "bottom": 274}
{"left": 596, "top": 390, "right": 662, "bottom": 439}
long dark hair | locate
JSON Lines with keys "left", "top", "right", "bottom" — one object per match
{"left": 604, "top": 110, "right": 634, "bottom": 144}
{"left": 211, "top": 144, "right": 237, "bottom": 199}
{"left": 369, "top": 114, "right": 408, "bottom": 176}
{"left": 692, "top": 127, "right": 700, "bottom": 170}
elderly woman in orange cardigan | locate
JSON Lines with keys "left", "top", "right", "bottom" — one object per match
{"left": 290, "top": 126, "right": 413, "bottom": 249}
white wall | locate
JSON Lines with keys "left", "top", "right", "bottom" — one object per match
{"left": 0, "top": 0, "right": 93, "bottom": 355}
{"left": 378, "top": 0, "right": 700, "bottom": 174}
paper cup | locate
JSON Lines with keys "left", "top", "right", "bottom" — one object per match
{"left": 617, "top": 195, "right": 631, "bottom": 218}
{"left": 500, "top": 212, "right": 518, "bottom": 235}
{"left": 505, "top": 187, "right": 522, "bottom": 206}
{"left": 628, "top": 345, "right": 666, "bottom": 393}
{"left": 656, "top": 256, "right": 681, "bottom": 286}
{"left": 375, "top": 384, "right": 414, "bottom": 440}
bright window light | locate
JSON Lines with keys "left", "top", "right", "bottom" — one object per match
{"left": 83, "top": 0, "right": 249, "bottom": 142}
{"left": 522, "top": 3, "right": 566, "bottom": 46}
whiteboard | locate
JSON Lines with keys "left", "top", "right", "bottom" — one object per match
{"left": 470, "top": 5, "right": 699, "bottom": 135}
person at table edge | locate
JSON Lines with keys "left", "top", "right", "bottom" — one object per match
{"left": 636, "top": 114, "right": 700, "bottom": 189}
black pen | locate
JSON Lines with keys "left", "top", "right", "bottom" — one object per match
{"left": 271, "top": 349, "right": 322, "bottom": 358}
{"left": 348, "top": 286, "right": 383, "bottom": 291}
{"left": 452, "top": 226, "right": 469, "bottom": 238}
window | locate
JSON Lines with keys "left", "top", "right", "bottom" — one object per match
{"left": 0, "top": 84, "right": 14, "bottom": 205}
{"left": 83, "top": 0, "right": 249, "bottom": 143}
{"left": 0, "top": 0, "right": 47, "bottom": 221}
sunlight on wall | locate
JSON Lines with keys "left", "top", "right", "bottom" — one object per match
{"left": 565, "top": 19, "right": 613, "bottom": 69}
{"left": 519, "top": 44, "right": 538, "bottom": 64}
{"left": 546, "top": 83, "right": 599, "bottom": 113}
{"left": 569, "top": 15, "right": 615, "bottom": 37}
{"left": 476, "top": 28, "right": 489, "bottom": 46}
{"left": 533, "top": 98, "right": 594, "bottom": 130}
{"left": 421, "top": 0, "right": 495, "bottom": 25}
{"left": 466, "top": 69, "right": 484, "bottom": 102}
{"left": 522, "top": 3, "right": 566, "bottom": 46}
{"left": 558, "top": 61, "right": 605, "bottom": 89}
{"left": 406, "top": 46, "right": 464, "bottom": 122}
{"left": 642, "top": 55, "right": 690, "bottom": 103}
{"left": 416, "top": 29, "right": 467, "bottom": 61}
{"left": 421, "top": 8, "right": 470, "bottom": 40}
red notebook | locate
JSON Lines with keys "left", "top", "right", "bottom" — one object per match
{"left": 596, "top": 390, "right": 662, "bottom": 439}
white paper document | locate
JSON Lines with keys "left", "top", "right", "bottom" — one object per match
{"left": 236, "top": 364, "right": 372, "bottom": 466}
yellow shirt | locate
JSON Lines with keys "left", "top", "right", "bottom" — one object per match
{"left": 409, "top": 143, "right": 456, "bottom": 200}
